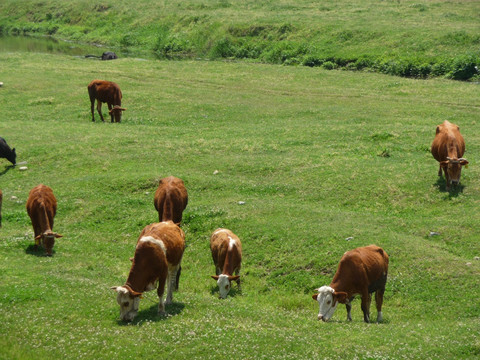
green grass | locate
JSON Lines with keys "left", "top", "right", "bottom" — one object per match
{"left": 0, "top": 0, "right": 480, "bottom": 79}
{"left": 0, "top": 52, "right": 479, "bottom": 359}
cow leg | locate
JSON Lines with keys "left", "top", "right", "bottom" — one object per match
{"left": 235, "top": 268, "right": 241, "bottom": 292}
{"left": 216, "top": 267, "right": 221, "bottom": 276}
{"left": 96, "top": 102, "right": 105, "bottom": 122}
{"left": 438, "top": 165, "right": 443, "bottom": 177}
{"left": 175, "top": 265, "right": 181, "bottom": 291}
{"left": 165, "top": 264, "right": 178, "bottom": 305}
{"left": 91, "top": 100, "right": 96, "bottom": 122}
{"left": 108, "top": 103, "right": 114, "bottom": 123}
{"left": 157, "top": 273, "right": 167, "bottom": 314}
{"left": 346, "top": 302, "right": 352, "bottom": 321}
{"left": 375, "top": 289, "right": 385, "bottom": 323}
{"left": 361, "top": 292, "right": 371, "bottom": 323}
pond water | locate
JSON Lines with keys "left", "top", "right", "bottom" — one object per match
{"left": 0, "top": 35, "right": 144, "bottom": 59}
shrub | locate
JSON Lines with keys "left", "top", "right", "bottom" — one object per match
{"left": 322, "top": 61, "right": 336, "bottom": 70}
{"left": 447, "top": 56, "right": 479, "bottom": 80}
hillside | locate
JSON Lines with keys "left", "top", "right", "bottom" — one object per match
{"left": 0, "top": 51, "right": 479, "bottom": 359}
{"left": 0, "top": 0, "right": 479, "bottom": 79}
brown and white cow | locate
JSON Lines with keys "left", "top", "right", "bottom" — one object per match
{"left": 87, "top": 80, "right": 126, "bottom": 123}
{"left": 26, "top": 184, "right": 63, "bottom": 256}
{"left": 312, "top": 245, "right": 389, "bottom": 323}
{"left": 153, "top": 176, "right": 188, "bottom": 225}
{"left": 0, "top": 189, "right": 3, "bottom": 227}
{"left": 210, "top": 228, "right": 242, "bottom": 299}
{"left": 111, "top": 221, "right": 185, "bottom": 322}
{"left": 431, "top": 120, "right": 469, "bottom": 190}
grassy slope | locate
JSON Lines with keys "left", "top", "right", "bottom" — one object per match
{"left": 0, "top": 0, "right": 480, "bottom": 78}
{"left": 0, "top": 52, "right": 479, "bottom": 359}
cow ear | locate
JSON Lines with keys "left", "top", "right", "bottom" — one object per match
{"left": 111, "top": 286, "right": 120, "bottom": 292}
{"left": 333, "top": 291, "right": 348, "bottom": 304}
{"left": 54, "top": 233, "right": 63, "bottom": 238}
{"left": 35, "top": 234, "right": 42, "bottom": 240}
{"left": 228, "top": 275, "right": 240, "bottom": 281}
{"left": 312, "top": 294, "right": 318, "bottom": 301}
{"left": 460, "top": 159, "right": 469, "bottom": 166}
{"left": 120, "top": 107, "right": 127, "bottom": 111}
{"left": 211, "top": 275, "right": 219, "bottom": 280}
{"left": 436, "top": 126, "right": 440, "bottom": 134}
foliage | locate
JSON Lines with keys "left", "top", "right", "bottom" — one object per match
{"left": 0, "top": 0, "right": 480, "bottom": 79}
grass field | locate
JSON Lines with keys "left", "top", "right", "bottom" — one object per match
{"left": 0, "top": 52, "right": 479, "bottom": 359}
{"left": 1, "top": 0, "right": 480, "bottom": 79}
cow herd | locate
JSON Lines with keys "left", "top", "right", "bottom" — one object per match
{"left": 0, "top": 79, "right": 470, "bottom": 323}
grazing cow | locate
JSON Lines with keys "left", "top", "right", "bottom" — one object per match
{"left": 0, "top": 137, "right": 16, "bottom": 165}
{"left": 154, "top": 176, "right": 188, "bottom": 225}
{"left": 87, "top": 80, "right": 126, "bottom": 123}
{"left": 26, "top": 184, "right": 63, "bottom": 256}
{"left": 0, "top": 189, "right": 2, "bottom": 227}
{"left": 210, "top": 228, "right": 242, "bottom": 299}
{"left": 431, "top": 120, "right": 469, "bottom": 190}
{"left": 153, "top": 176, "right": 188, "bottom": 290}
{"left": 111, "top": 221, "right": 185, "bottom": 322}
{"left": 312, "top": 245, "right": 389, "bottom": 323}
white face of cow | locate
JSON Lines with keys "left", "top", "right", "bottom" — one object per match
{"left": 112, "top": 286, "right": 141, "bottom": 322}
{"left": 313, "top": 286, "right": 339, "bottom": 322}
{"left": 217, "top": 274, "right": 231, "bottom": 299}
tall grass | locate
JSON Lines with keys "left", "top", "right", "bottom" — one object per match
{"left": 0, "top": 52, "right": 479, "bottom": 358}
{"left": 0, "top": 0, "right": 480, "bottom": 79}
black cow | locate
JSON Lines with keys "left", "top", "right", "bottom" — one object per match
{"left": 85, "top": 52, "right": 118, "bottom": 60}
{"left": 101, "top": 52, "right": 118, "bottom": 60}
{"left": 0, "top": 137, "right": 16, "bottom": 165}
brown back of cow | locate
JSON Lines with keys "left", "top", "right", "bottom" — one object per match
{"left": 153, "top": 176, "right": 188, "bottom": 224}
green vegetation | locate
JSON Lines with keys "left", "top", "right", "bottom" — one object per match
{"left": 1, "top": 0, "right": 480, "bottom": 79}
{"left": 0, "top": 52, "right": 479, "bottom": 359}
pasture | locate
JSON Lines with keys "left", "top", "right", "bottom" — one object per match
{"left": 0, "top": 52, "right": 479, "bottom": 359}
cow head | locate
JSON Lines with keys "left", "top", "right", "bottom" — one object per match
{"left": 111, "top": 285, "right": 142, "bottom": 322}
{"left": 440, "top": 157, "right": 469, "bottom": 187}
{"left": 211, "top": 274, "right": 240, "bottom": 299}
{"left": 35, "top": 230, "right": 62, "bottom": 256}
{"left": 312, "top": 286, "right": 348, "bottom": 322}
{"left": 109, "top": 105, "right": 126, "bottom": 123}
{"left": 6, "top": 147, "right": 16, "bottom": 165}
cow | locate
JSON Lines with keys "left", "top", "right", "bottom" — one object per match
{"left": 111, "top": 221, "right": 185, "bottom": 322}
{"left": 154, "top": 176, "right": 188, "bottom": 225}
{"left": 0, "top": 189, "right": 3, "bottom": 227}
{"left": 26, "top": 184, "right": 63, "bottom": 256}
{"left": 0, "top": 137, "right": 16, "bottom": 165}
{"left": 87, "top": 80, "right": 126, "bottom": 123}
{"left": 312, "top": 245, "right": 389, "bottom": 323}
{"left": 153, "top": 176, "right": 188, "bottom": 290}
{"left": 210, "top": 228, "right": 242, "bottom": 299}
{"left": 431, "top": 120, "right": 469, "bottom": 190}
{"left": 85, "top": 52, "right": 118, "bottom": 60}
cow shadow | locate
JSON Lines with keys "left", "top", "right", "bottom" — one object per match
{"left": 0, "top": 165, "right": 15, "bottom": 176}
{"left": 25, "top": 244, "right": 56, "bottom": 257}
{"left": 116, "top": 301, "right": 185, "bottom": 326}
{"left": 434, "top": 178, "right": 464, "bottom": 197}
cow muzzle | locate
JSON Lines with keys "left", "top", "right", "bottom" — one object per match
{"left": 318, "top": 314, "right": 327, "bottom": 322}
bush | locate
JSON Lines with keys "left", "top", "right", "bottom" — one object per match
{"left": 447, "top": 56, "right": 478, "bottom": 80}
